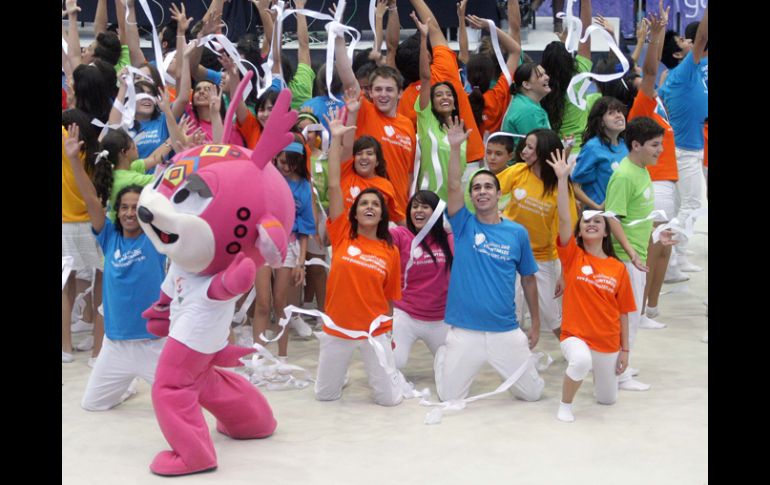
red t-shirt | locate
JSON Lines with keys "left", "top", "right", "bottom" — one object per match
{"left": 628, "top": 90, "right": 678, "bottom": 182}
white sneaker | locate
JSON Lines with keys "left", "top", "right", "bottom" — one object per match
{"left": 71, "top": 320, "right": 94, "bottom": 333}
{"left": 619, "top": 378, "right": 651, "bottom": 391}
{"left": 639, "top": 315, "right": 667, "bottom": 329}
{"left": 629, "top": 367, "right": 640, "bottom": 377}
{"left": 87, "top": 356, "right": 98, "bottom": 368}
{"left": 664, "top": 265, "right": 689, "bottom": 284}
{"left": 75, "top": 335, "right": 94, "bottom": 351}
{"left": 289, "top": 315, "right": 313, "bottom": 338}
{"left": 62, "top": 351, "right": 74, "bottom": 363}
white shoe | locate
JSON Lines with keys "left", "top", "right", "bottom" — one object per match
{"left": 71, "top": 320, "right": 94, "bottom": 333}
{"left": 619, "top": 378, "right": 651, "bottom": 391}
{"left": 289, "top": 315, "right": 313, "bottom": 338}
{"left": 629, "top": 367, "right": 640, "bottom": 377}
{"left": 62, "top": 351, "right": 74, "bottom": 363}
{"left": 679, "top": 261, "right": 703, "bottom": 272}
{"left": 314, "top": 316, "right": 324, "bottom": 331}
{"left": 645, "top": 306, "right": 660, "bottom": 319}
{"left": 664, "top": 265, "right": 689, "bottom": 284}
{"left": 87, "top": 356, "right": 98, "bottom": 368}
{"left": 639, "top": 315, "right": 667, "bottom": 329}
{"left": 75, "top": 335, "right": 94, "bottom": 351}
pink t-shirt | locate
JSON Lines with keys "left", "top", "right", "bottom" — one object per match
{"left": 185, "top": 106, "right": 246, "bottom": 147}
{"left": 389, "top": 226, "right": 453, "bottom": 321}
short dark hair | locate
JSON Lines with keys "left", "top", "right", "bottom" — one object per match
{"left": 353, "top": 136, "right": 388, "bottom": 179}
{"left": 486, "top": 134, "right": 515, "bottom": 154}
{"left": 469, "top": 169, "right": 501, "bottom": 194}
{"left": 395, "top": 34, "right": 421, "bottom": 86}
{"left": 94, "top": 31, "right": 122, "bottom": 66}
{"left": 624, "top": 117, "right": 665, "bottom": 150}
{"left": 661, "top": 30, "right": 683, "bottom": 69}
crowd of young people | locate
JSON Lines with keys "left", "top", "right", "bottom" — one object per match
{"left": 63, "top": 0, "right": 707, "bottom": 425}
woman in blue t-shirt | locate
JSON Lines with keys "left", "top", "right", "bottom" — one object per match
{"left": 570, "top": 96, "right": 629, "bottom": 210}
{"left": 64, "top": 124, "right": 167, "bottom": 412}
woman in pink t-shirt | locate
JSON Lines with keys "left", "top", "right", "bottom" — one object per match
{"left": 389, "top": 190, "right": 454, "bottom": 370}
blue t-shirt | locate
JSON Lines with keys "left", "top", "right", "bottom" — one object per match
{"left": 286, "top": 178, "right": 316, "bottom": 236}
{"left": 570, "top": 137, "right": 629, "bottom": 205}
{"left": 444, "top": 208, "right": 538, "bottom": 332}
{"left": 94, "top": 219, "right": 167, "bottom": 340}
{"left": 130, "top": 113, "right": 170, "bottom": 163}
{"left": 658, "top": 52, "right": 708, "bottom": 150}
{"left": 300, "top": 95, "right": 345, "bottom": 132}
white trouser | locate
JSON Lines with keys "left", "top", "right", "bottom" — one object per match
{"left": 434, "top": 326, "right": 544, "bottom": 402}
{"left": 515, "top": 259, "right": 563, "bottom": 331}
{"left": 560, "top": 337, "right": 619, "bottom": 405}
{"left": 81, "top": 337, "right": 165, "bottom": 411}
{"left": 653, "top": 181, "right": 676, "bottom": 221}
{"left": 391, "top": 307, "right": 450, "bottom": 370}
{"left": 315, "top": 332, "right": 403, "bottom": 406}
{"left": 674, "top": 147, "right": 704, "bottom": 252}
{"left": 619, "top": 261, "right": 645, "bottom": 383}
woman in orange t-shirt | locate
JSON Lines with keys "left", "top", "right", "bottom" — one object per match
{"left": 547, "top": 149, "right": 637, "bottom": 423}
{"left": 316, "top": 108, "right": 404, "bottom": 406}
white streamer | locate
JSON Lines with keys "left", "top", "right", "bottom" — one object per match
{"left": 136, "top": 0, "right": 170, "bottom": 87}
{"left": 483, "top": 19, "right": 513, "bottom": 86}
{"left": 232, "top": 287, "right": 257, "bottom": 326}
{"left": 301, "top": 123, "right": 331, "bottom": 154}
{"left": 651, "top": 207, "right": 707, "bottom": 244}
{"left": 402, "top": 199, "right": 446, "bottom": 292}
{"left": 197, "top": 33, "right": 254, "bottom": 102}
{"left": 62, "top": 37, "right": 68, "bottom": 55}
{"left": 241, "top": 342, "right": 314, "bottom": 390}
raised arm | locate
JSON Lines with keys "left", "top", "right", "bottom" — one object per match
{"left": 640, "top": 4, "right": 668, "bottom": 98}
{"left": 445, "top": 117, "right": 471, "bottom": 216}
{"left": 384, "top": 0, "right": 400, "bottom": 68}
{"left": 692, "top": 5, "right": 708, "bottom": 64}
{"left": 370, "top": 0, "right": 387, "bottom": 65}
{"left": 630, "top": 17, "right": 649, "bottom": 66}
{"left": 466, "top": 15, "right": 522, "bottom": 72}
{"left": 66, "top": 0, "right": 82, "bottom": 67}
{"left": 172, "top": 40, "right": 197, "bottom": 120}
{"left": 413, "top": 12, "right": 432, "bottom": 111}
{"left": 222, "top": 56, "right": 250, "bottom": 124}
{"left": 167, "top": 3, "right": 193, "bottom": 81}
{"left": 122, "top": 0, "right": 148, "bottom": 67}
{"left": 335, "top": 24, "right": 358, "bottom": 93}
{"left": 209, "top": 91, "right": 224, "bottom": 143}
{"left": 457, "top": 0, "right": 469, "bottom": 65}
{"left": 189, "top": 7, "right": 224, "bottom": 82}
{"left": 295, "top": 0, "right": 311, "bottom": 67}
{"left": 577, "top": 0, "right": 593, "bottom": 59}
{"left": 341, "top": 86, "right": 359, "bottom": 160}
{"left": 508, "top": 0, "right": 521, "bottom": 46}
{"left": 546, "top": 148, "right": 577, "bottom": 244}
{"left": 94, "top": 0, "right": 108, "bottom": 37}
{"left": 63, "top": 125, "right": 106, "bottom": 233}
{"left": 409, "top": 0, "right": 448, "bottom": 47}
{"left": 108, "top": 69, "right": 130, "bottom": 126}
{"left": 252, "top": 0, "right": 274, "bottom": 59}
{"left": 324, "top": 108, "right": 358, "bottom": 221}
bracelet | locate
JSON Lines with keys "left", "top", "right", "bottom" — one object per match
{"left": 621, "top": 349, "right": 630, "bottom": 353}
{"left": 388, "top": 6, "right": 397, "bottom": 11}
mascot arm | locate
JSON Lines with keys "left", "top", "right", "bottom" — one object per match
{"left": 142, "top": 291, "right": 172, "bottom": 337}
{"left": 207, "top": 252, "right": 257, "bottom": 301}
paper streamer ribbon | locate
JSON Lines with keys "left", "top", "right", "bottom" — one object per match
{"left": 197, "top": 33, "right": 255, "bottom": 102}
{"left": 425, "top": 129, "right": 445, "bottom": 194}
{"left": 557, "top": 0, "right": 629, "bottom": 110}
{"left": 483, "top": 131, "right": 525, "bottom": 155}
{"left": 322, "top": 1, "right": 361, "bottom": 103}
{"left": 581, "top": 209, "right": 618, "bottom": 221}
{"left": 410, "top": 133, "right": 422, "bottom": 197}
{"left": 402, "top": 199, "right": 446, "bottom": 292}
{"left": 617, "top": 209, "right": 668, "bottom": 226}
{"left": 651, "top": 207, "right": 708, "bottom": 244}
{"left": 301, "top": 123, "right": 331, "bottom": 154}
{"left": 305, "top": 257, "right": 331, "bottom": 270}
{"left": 62, "top": 256, "right": 74, "bottom": 290}
{"left": 62, "top": 37, "right": 68, "bottom": 55}
{"left": 241, "top": 342, "right": 315, "bottom": 390}
{"left": 134, "top": 0, "right": 170, "bottom": 87}
{"left": 483, "top": 19, "right": 513, "bottom": 87}
{"left": 232, "top": 287, "right": 257, "bottom": 325}
{"left": 420, "top": 351, "right": 553, "bottom": 424}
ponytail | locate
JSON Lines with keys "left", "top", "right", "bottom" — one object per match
{"left": 94, "top": 128, "right": 133, "bottom": 207}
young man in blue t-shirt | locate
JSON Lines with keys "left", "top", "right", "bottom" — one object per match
{"left": 433, "top": 118, "right": 544, "bottom": 403}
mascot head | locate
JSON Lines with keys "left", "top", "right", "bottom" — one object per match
{"left": 137, "top": 73, "right": 297, "bottom": 275}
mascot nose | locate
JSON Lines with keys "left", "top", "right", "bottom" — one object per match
{"left": 138, "top": 207, "right": 154, "bottom": 223}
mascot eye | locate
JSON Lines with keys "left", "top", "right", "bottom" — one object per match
{"left": 170, "top": 175, "right": 213, "bottom": 215}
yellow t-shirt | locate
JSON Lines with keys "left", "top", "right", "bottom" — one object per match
{"left": 62, "top": 126, "right": 89, "bottom": 223}
{"left": 497, "top": 163, "right": 578, "bottom": 261}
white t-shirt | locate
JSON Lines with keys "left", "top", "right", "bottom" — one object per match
{"left": 163, "top": 263, "right": 239, "bottom": 354}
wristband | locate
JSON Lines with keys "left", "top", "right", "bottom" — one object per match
{"left": 621, "top": 349, "right": 629, "bottom": 353}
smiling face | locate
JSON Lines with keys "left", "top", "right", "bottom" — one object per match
{"left": 354, "top": 147, "right": 378, "bottom": 178}
{"left": 135, "top": 84, "right": 158, "bottom": 119}
{"left": 118, "top": 191, "right": 142, "bottom": 238}
{"left": 525, "top": 65, "right": 551, "bottom": 98}
{"left": 410, "top": 200, "right": 434, "bottom": 230}
{"left": 355, "top": 193, "right": 383, "bottom": 228}
{"left": 579, "top": 215, "right": 608, "bottom": 242}
{"left": 257, "top": 98, "right": 275, "bottom": 127}
{"left": 432, "top": 84, "right": 456, "bottom": 117}
{"left": 370, "top": 75, "right": 400, "bottom": 115}
{"left": 633, "top": 136, "right": 664, "bottom": 166}
{"left": 602, "top": 108, "right": 626, "bottom": 137}
{"left": 469, "top": 173, "right": 500, "bottom": 213}
{"left": 193, "top": 81, "right": 217, "bottom": 108}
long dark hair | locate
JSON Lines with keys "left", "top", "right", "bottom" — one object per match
{"left": 540, "top": 41, "right": 576, "bottom": 132}
{"left": 406, "top": 190, "right": 453, "bottom": 271}
{"left": 133, "top": 80, "right": 162, "bottom": 122}
{"left": 353, "top": 136, "right": 388, "bottom": 179}
{"left": 113, "top": 185, "right": 144, "bottom": 235}
{"left": 72, "top": 60, "right": 117, "bottom": 123}
{"left": 467, "top": 54, "right": 495, "bottom": 130}
{"left": 94, "top": 128, "right": 134, "bottom": 207}
{"left": 515, "top": 128, "right": 571, "bottom": 197}
{"left": 430, "top": 82, "right": 460, "bottom": 125}
{"left": 582, "top": 96, "right": 627, "bottom": 148}
{"left": 191, "top": 79, "right": 227, "bottom": 122}
{"left": 573, "top": 214, "right": 618, "bottom": 260}
{"left": 348, "top": 188, "right": 392, "bottom": 245}
{"left": 277, "top": 133, "right": 310, "bottom": 181}
{"left": 62, "top": 108, "right": 100, "bottom": 176}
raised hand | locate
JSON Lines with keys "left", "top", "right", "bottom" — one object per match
{"left": 184, "top": 39, "right": 199, "bottom": 57}
{"left": 342, "top": 86, "right": 360, "bottom": 114}
{"left": 594, "top": 15, "right": 616, "bottom": 37}
{"left": 410, "top": 11, "right": 429, "bottom": 36}
{"left": 170, "top": 2, "right": 193, "bottom": 33}
{"left": 635, "top": 17, "right": 650, "bottom": 42}
{"left": 465, "top": 15, "right": 490, "bottom": 31}
{"left": 546, "top": 148, "right": 575, "bottom": 180}
{"left": 65, "top": 0, "right": 81, "bottom": 16}
{"left": 445, "top": 116, "right": 470, "bottom": 147}
{"left": 209, "top": 90, "right": 222, "bottom": 113}
{"left": 63, "top": 124, "right": 83, "bottom": 162}
{"left": 375, "top": 0, "right": 387, "bottom": 19}
{"left": 323, "top": 107, "right": 356, "bottom": 139}
{"left": 457, "top": 0, "right": 467, "bottom": 20}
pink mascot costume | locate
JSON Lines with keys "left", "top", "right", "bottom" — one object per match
{"left": 137, "top": 73, "right": 296, "bottom": 476}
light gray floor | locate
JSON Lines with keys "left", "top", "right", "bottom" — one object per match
{"left": 63, "top": 217, "right": 707, "bottom": 485}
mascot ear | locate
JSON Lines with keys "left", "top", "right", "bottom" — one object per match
{"left": 251, "top": 89, "right": 297, "bottom": 169}
{"left": 256, "top": 216, "right": 288, "bottom": 268}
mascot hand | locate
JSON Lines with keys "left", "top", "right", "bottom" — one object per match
{"left": 142, "top": 292, "right": 172, "bottom": 337}
{"left": 207, "top": 252, "right": 257, "bottom": 301}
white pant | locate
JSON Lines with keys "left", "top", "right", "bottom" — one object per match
{"left": 434, "top": 326, "right": 544, "bottom": 402}
{"left": 315, "top": 332, "right": 403, "bottom": 406}
{"left": 515, "top": 259, "right": 563, "bottom": 331}
{"left": 623, "top": 261, "right": 645, "bottom": 379}
{"left": 560, "top": 337, "right": 619, "bottom": 405}
{"left": 653, "top": 181, "right": 676, "bottom": 221}
{"left": 81, "top": 337, "right": 165, "bottom": 411}
{"left": 674, "top": 147, "right": 704, "bottom": 252}
{"left": 392, "top": 307, "right": 450, "bottom": 370}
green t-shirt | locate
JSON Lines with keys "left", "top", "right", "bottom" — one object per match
{"left": 108, "top": 159, "right": 154, "bottom": 221}
{"left": 501, "top": 93, "right": 551, "bottom": 137}
{"left": 604, "top": 157, "right": 655, "bottom": 262}
{"left": 559, "top": 55, "right": 593, "bottom": 152}
{"left": 310, "top": 152, "right": 329, "bottom": 210}
{"left": 115, "top": 45, "right": 131, "bottom": 74}
{"left": 289, "top": 63, "right": 315, "bottom": 111}
{"left": 415, "top": 97, "right": 467, "bottom": 202}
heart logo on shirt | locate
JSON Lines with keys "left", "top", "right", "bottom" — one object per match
{"left": 643, "top": 187, "right": 651, "bottom": 200}
{"left": 474, "top": 233, "right": 486, "bottom": 246}
{"left": 581, "top": 265, "right": 594, "bottom": 275}
{"left": 413, "top": 246, "right": 423, "bottom": 259}
{"left": 347, "top": 245, "right": 362, "bottom": 257}
{"left": 514, "top": 188, "right": 527, "bottom": 200}
{"left": 611, "top": 162, "right": 620, "bottom": 171}
{"left": 384, "top": 125, "right": 395, "bottom": 137}
{"left": 114, "top": 249, "right": 121, "bottom": 260}
{"left": 350, "top": 186, "right": 361, "bottom": 198}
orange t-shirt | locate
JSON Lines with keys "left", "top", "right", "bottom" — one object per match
{"left": 703, "top": 121, "right": 708, "bottom": 167}
{"left": 324, "top": 215, "right": 401, "bottom": 339}
{"left": 398, "top": 81, "right": 420, "bottom": 129}
{"left": 557, "top": 236, "right": 637, "bottom": 352}
{"left": 628, "top": 90, "right": 678, "bottom": 182}
{"left": 340, "top": 159, "right": 405, "bottom": 223}
{"left": 236, "top": 111, "right": 263, "bottom": 150}
{"left": 62, "top": 126, "right": 89, "bottom": 223}
{"left": 482, "top": 71, "right": 513, "bottom": 136}
{"left": 355, "top": 97, "right": 416, "bottom": 210}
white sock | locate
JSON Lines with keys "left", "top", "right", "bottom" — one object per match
{"left": 557, "top": 401, "right": 575, "bottom": 422}
{"left": 645, "top": 305, "right": 658, "bottom": 317}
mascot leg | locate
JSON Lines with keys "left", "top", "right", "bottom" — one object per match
{"left": 199, "top": 367, "right": 277, "bottom": 439}
{"left": 149, "top": 338, "right": 218, "bottom": 476}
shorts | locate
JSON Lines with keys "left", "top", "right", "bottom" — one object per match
{"left": 62, "top": 222, "right": 103, "bottom": 275}
{"left": 281, "top": 238, "right": 301, "bottom": 268}
{"left": 652, "top": 181, "right": 676, "bottom": 221}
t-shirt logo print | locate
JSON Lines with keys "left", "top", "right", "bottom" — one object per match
{"left": 474, "top": 233, "right": 486, "bottom": 247}
{"left": 514, "top": 188, "right": 527, "bottom": 200}
{"left": 350, "top": 186, "right": 361, "bottom": 198}
{"left": 581, "top": 265, "right": 594, "bottom": 275}
{"left": 384, "top": 125, "right": 395, "bottom": 137}
{"left": 347, "top": 245, "right": 362, "bottom": 257}
{"left": 611, "top": 162, "right": 620, "bottom": 171}
{"left": 413, "top": 246, "right": 423, "bottom": 258}
{"left": 114, "top": 249, "right": 121, "bottom": 260}
{"left": 643, "top": 187, "right": 651, "bottom": 199}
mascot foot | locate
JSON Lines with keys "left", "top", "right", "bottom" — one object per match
{"left": 149, "top": 450, "right": 217, "bottom": 477}
{"left": 216, "top": 421, "right": 273, "bottom": 440}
